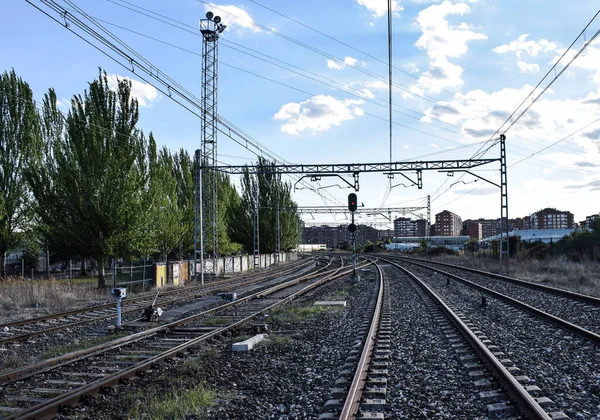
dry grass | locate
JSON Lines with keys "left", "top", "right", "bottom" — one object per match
{"left": 0, "top": 277, "right": 109, "bottom": 322}
{"left": 431, "top": 254, "right": 600, "bottom": 297}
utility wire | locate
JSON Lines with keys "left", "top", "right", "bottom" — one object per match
{"left": 99, "top": 1, "right": 590, "bottom": 172}
{"left": 471, "top": 9, "right": 600, "bottom": 160}
{"left": 29, "top": 0, "right": 345, "bottom": 208}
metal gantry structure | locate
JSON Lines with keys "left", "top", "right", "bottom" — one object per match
{"left": 499, "top": 135, "right": 510, "bottom": 274}
{"left": 194, "top": 12, "right": 226, "bottom": 281}
{"left": 213, "top": 137, "right": 511, "bottom": 274}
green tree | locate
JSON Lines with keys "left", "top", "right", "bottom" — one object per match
{"left": 28, "top": 70, "right": 153, "bottom": 287}
{"left": 147, "top": 139, "right": 181, "bottom": 261}
{"left": 173, "top": 149, "right": 195, "bottom": 258}
{"left": 229, "top": 157, "right": 300, "bottom": 253}
{"left": 0, "top": 69, "right": 42, "bottom": 277}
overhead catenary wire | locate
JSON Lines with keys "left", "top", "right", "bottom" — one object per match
{"left": 29, "top": 0, "right": 351, "bottom": 208}
{"left": 431, "top": 9, "right": 600, "bottom": 206}
{"left": 471, "top": 9, "right": 600, "bottom": 160}
{"left": 96, "top": 1, "right": 594, "bottom": 176}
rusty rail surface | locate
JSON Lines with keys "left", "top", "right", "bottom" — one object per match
{"left": 0, "top": 259, "right": 313, "bottom": 345}
{"left": 338, "top": 261, "right": 385, "bottom": 419}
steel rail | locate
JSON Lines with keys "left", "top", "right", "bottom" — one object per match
{"left": 382, "top": 257, "right": 551, "bottom": 420}
{"left": 399, "top": 258, "right": 600, "bottom": 346}
{"left": 339, "top": 261, "right": 384, "bottom": 419}
{"left": 0, "top": 258, "right": 311, "bottom": 330}
{"left": 1, "top": 257, "right": 365, "bottom": 386}
{"left": 399, "top": 256, "right": 600, "bottom": 306}
{"left": 8, "top": 257, "right": 373, "bottom": 420}
{"left": 0, "top": 257, "right": 337, "bottom": 385}
{"left": 0, "top": 259, "right": 313, "bottom": 345}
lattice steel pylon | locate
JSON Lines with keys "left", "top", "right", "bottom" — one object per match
{"left": 194, "top": 150, "right": 204, "bottom": 283}
{"left": 195, "top": 12, "right": 226, "bottom": 278}
{"left": 253, "top": 177, "right": 260, "bottom": 271}
{"left": 426, "top": 194, "right": 431, "bottom": 258}
{"left": 499, "top": 134, "right": 509, "bottom": 274}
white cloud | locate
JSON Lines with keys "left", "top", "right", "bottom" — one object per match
{"left": 203, "top": 3, "right": 261, "bottom": 33}
{"left": 517, "top": 61, "right": 540, "bottom": 74}
{"left": 106, "top": 74, "right": 159, "bottom": 107}
{"left": 357, "top": 0, "right": 402, "bottom": 18}
{"left": 413, "top": 1, "right": 487, "bottom": 93}
{"left": 404, "top": 63, "right": 420, "bottom": 74}
{"left": 431, "top": 143, "right": 439, "bottom": 148}
{"left": 420, "top": 84, "right": 600, "bottom": 160}
{"left": 327, "top": 56, "right": 359, "bottom": 70}
{"left": 403, "top": 144, "right": 410, "bottom": 148}
{"left": 327, "top": 60, "right": 345, "bottom": 70}
{"left": 344, "top": 57, "right": 358, "bottom": 66}
{"left": 493, "top": 34, "right": 558, "bottom": 58}
{"left": 358, "top": 88, "right": 376, "bottom": 98}
{"left": 551, "top": 45, "right": 600, "bottom": 83}
{"left": 274, "top": 95, "right": 365, "bottom": 135}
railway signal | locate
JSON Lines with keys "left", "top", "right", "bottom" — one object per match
{"left": 348, "top": 193, "right": 357, "bottom": 212}
{"left": 348, "top": 193, "right": 359, "bottom": 282}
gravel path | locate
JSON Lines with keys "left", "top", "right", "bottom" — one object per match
{"left": 404, "top": 262, "right": 600, "bottom": 419}
{"left": 409, "top": 259, "right": 600, "bottom": 334}
{"left": 384, "top": 264, "right": 491, "bottom": 419}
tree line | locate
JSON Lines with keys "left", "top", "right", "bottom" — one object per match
{"left": 0, "top": 68, "right": 300, "bottom": 286}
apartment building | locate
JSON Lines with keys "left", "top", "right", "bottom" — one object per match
{"left": 435, "top": 210, "right": 463, "bottom": 237}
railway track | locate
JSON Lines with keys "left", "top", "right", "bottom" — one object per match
{"left": 381, "top": 257, "right": 565, "bottom": 419}
{"left": 394, "top": 257, "right": 600, "bottom": 344}
{"left": 0, "top": 256, "right": 369, "bottom": 419}
{"left": 0, "top": 258, "right": 313, "bottom": 346}
{"left": 319, "top": 260, "right": 390, "bottom": 419}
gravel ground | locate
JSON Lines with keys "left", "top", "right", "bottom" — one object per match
{"left": 55, "top": 272, "right": 377, "bottom": 419}
{"left": 384, "top": 264, "right": 491, "bottom": 419}
{"left": 409, "top": 259, "right": 600, "bottom": 334}
{"left": 404, "top": 262, "right": 600, "bottom": 419}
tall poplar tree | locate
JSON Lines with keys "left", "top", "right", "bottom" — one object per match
{"left": 28, "top": 70, "right": 152, "bottom": 287}
{"left": 229, "top": 157, "right": 300, "bottom": 253}
{"left": 0, "top": 70, "right": 42, "bottom": 277}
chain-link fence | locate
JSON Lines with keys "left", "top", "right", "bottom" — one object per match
{"left": 113, "top": 259, "right": 155, "bottom": 293}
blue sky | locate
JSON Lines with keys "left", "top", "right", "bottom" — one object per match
{"left": 2, "top": 0, "right": 600, "bottom": 228}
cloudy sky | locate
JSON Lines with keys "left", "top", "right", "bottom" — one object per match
{"left": 2, "top": 0, "right": 600, "bottom": 228}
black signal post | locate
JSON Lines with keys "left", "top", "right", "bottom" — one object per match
{"left": 348, "top": 193, "right": 359, "bottom": 281}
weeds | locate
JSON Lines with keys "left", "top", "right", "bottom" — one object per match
{"left": 127, "top": 381, "right": 214, "bottom": 420}
{"left": 268, "top": 304, "right": 340, "bottom": 325}
{"left": 202, "top": 317, "right": 229, "bottom": 327}
{"left": 42, "top": 332, "right": 128, "bottom": 361}
{"left": 432, "top": 254, "right": 600, "bottom": 297}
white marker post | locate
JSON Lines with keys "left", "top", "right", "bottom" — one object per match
{"left": 111, "top": 288, "right": 127, "bottom": 327}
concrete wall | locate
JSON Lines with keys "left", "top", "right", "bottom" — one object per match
{"left": 193, "top": 251, "right": 298, "bottom": 278}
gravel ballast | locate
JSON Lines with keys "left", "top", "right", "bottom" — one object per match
{"left": 403, "top": 262, "right": 600, "bottom": 419}
{"left": 56, "top": 272, "right": 378, "bottom": 419}
{"left": 384, "top": 264, "right": 491, "bottom": 419}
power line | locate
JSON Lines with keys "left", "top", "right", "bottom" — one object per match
{"left": 471, "top": 9, "right": 600, "bottom": 160}
{"left": 508, "top": 116, "right": 600, "bottom": 168}
{"left": 98, "top": 1, "right": 593, "bottom": 174}
{"left": 28, "top": 0, "right": 347, "bottom": 209}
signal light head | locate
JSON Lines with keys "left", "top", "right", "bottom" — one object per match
{"left": 348, "top": 193, "right": 358, "bottom": 212}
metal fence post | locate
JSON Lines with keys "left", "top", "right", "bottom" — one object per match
{"left": 112, "top": 258, "right": 116, "bottom": 289}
